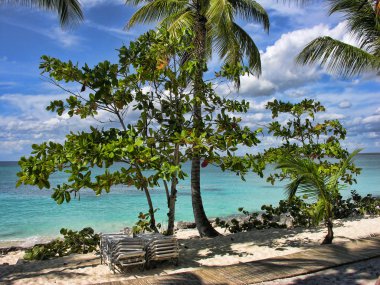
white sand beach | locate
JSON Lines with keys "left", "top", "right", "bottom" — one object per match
{"left": 1, "top": 216, "right": 380, "bottom": 285}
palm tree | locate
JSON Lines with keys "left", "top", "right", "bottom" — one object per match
{"left": 125, "top": 0, "right": 269, "bottom": 237}
{"left": 297, "top": 0, "right": 380, "bottom": 76}
{"left": 277, "top": 149, "right": 361, "bottom": 244}
{"left": 1, "top": 0, "right": 83, "bottom": 27}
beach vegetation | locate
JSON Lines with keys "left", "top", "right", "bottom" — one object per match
{"left": 125, "top": 0, "right": 269, "bottom": 237}
{"left": 215, "top": 189, "right": 379, "bottom": 235}
{"left": 16, "top": 28, "right": 263, "bottom": 236}
{"left": 0, "top": 0, "right": 83, "bottom": 27}
{"left": 277, "top": 149, "right": 361, "bottom": 244}
{"left": 215, "top": 196, "right": 313, "bottom": 233}
{"left": 24, "top": 227, "right": 99, "bottom": 261}
{"left": 17, "top": 29, "right": 193, "bottom": 234}
{"left": 258, "top": 99, "right": 361, "bottom": 185}
{"left": 133, "top": 209, "right": 161, "bottom": 234}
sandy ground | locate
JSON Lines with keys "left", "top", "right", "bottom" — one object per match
{"left": 257, "top": 257, "right": 380, "bottom": 285}
{"left": 0, "top": 216, "right": 380, "bottom": 285}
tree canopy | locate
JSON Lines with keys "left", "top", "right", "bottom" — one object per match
{"left": 17, "top": 28, "right": 264, "bottom": 235}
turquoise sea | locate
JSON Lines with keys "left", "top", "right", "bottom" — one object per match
{"left": 0, "top": 154, "right": 379, "bottom": 242}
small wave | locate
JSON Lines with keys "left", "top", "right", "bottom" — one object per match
{"left": 0, "top": 235, "right": 55, "bottom": 248}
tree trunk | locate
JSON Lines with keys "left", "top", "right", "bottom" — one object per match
{"left": 321, "top": 218, "right": 334, "bottom": 244}
{"left": 191, "top": 157, "right": 219, "bottom": 237}
{"left": 117, "top": 116, "right": 159, "bottom": 233}
{"left": 166, "top": 144, "right": 180, "bottom": 236}
{"left": 191, "top": 9, "right": 219, "bottom": 237}
{"left": 166, "top": 179, "right": 177, "bottom": 235}
{"left": 143, "top": 186, "right": 159, "bottom": 233}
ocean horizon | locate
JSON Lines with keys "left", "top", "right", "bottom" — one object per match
{"left": 1, "top": 153, "right": 379, "bottom": 243}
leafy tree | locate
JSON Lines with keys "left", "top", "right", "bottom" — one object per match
{"left": 17, "top": 29, "right": 193, "bottom": 234}
{"left": 1, "top": 0, "right": 83, "bottom": 27}
{"left": 258, "top": 99, "right": 361, "bottom": 185}
{"left": 125, "top": 0, "right": 269, "bottom": 237}
{"left": 277, "top": 149, "right": 361, "bottom": 244}
{"left": 17, "top": 28, "right": 263, "bottom": 235}
{"left": 296, "top": 0, "right": 380, "bottom": 76}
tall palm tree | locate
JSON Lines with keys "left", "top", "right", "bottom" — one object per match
{"left": 297, "top": 0, "right": 380, "bottom": 76}
{"left": 125, "top": 0, "right": 269, "bottom": 237}
{"left": 1, "top": 0, "right": 83, "bottom": 27}
{"left": 277, "top": 149, "right": 361, "bottom": 244}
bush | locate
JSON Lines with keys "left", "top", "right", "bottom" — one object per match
{"left": 215, "top": 191, "right": 380, "bottom": 234}
{"left": 351, "top": 190, "right": 380, "bottom": 215}
{"left": 132, "top": 210, "right": 161, "bottom": 234}
{"left": 24, "top": 227, "right": 100, "bottom": 261}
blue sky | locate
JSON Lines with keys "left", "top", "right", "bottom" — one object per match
{"left": 0, "top": 0, "right": 379, "bottom": 160}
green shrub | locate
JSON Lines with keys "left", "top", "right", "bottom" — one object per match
{"left": 351, "top": 190, "right": 380, "bottom": 215}
{"left": 215, "top": 191, "right": 380, "bottom": 234}
{"left": 132, "top": 210, "right": 161, "bottom": 234}
{"left": 24, "top": 227, "right": 100, "bottom": 261}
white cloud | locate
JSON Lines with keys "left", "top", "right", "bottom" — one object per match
{"left": 47, "top": 27, "right": 81, "bottom": 48}
{"left": 0, "top": 81, "right": 16, "bottom": 87}
{"left": 0, "top": 16, "right": 81, "bottom": 48}
{"left": 245, "top": 113, "right": 267, "bottom": 121}
{"left": 0, "top": 140, "right": 33, "bottom": 153}
{"left": 0, "top": 92, "right": 142, "bottom": 159}
{"left": 0, "top": 93, "right": 60, "bottom": 115}
{"left": 285, "top": 89, "right": 308, "bottom": 98}
{"left": 317, "top": 113, "right": 346, "bottom": 120}
{"left": 261, "top": 0, "right": 305, "bottom": 16}
{"left": 240, "top": 77, "right": 276, "bottom": 97}
{"left": 368, "top": 132, "right": 380, "bottom": 138}
{"left": 85, "top": 20, "right": 135, "bottom": 39}
{"left": 362, "top": 114, "right": 380, "bottom": 124}
{"left": 339, "top": 100, "right": 352, "bottom": 109}
{"left": 80, "top": 0, "right": 124, "bottom": 8}
{"left": 247, "top": 97, "right": 275, "bottom": 111}
{"left": 239, "top": 22, "right": 351, "bottom": 97}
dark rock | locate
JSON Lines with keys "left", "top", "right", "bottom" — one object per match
{"left": 176, "top": 221, "right": 196, "bottom": 229}
{"left": 0, "top": 246, "right": 25, "bottom": 255}
{"left": 16, "top": 259, "right": 28, "bottom": 265}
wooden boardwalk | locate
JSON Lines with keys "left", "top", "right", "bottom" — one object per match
{"left": 96, "top": 236, "right": 380, "bottom": 285}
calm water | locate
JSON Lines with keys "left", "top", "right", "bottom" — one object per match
{"left": 0, "top": 154, "right": 379, "bottom": 241}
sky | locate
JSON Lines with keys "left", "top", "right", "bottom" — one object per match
{"left": 0, "top": 0, "right": 379, "bottom": 161}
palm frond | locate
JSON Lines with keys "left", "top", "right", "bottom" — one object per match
{"left": 2, "top": 0, "right": 83, "bottom": 26}
{"left": 277, "top": 156, "right": 327, "bottom": 201}
{"left": 228, "top": 0, "right": 269, "bottom": 32}
{"left": 160, "top": 9, "right": 195, "bottom": 37}
{"left": 125, "top": 0, "right": 187, "bottom": 29}
{"left": 231, "top": 22, "right": 261, "bottom": 75}
{"left": 207, "top": 0, "right": 234, "bottom": 40}
{"left": 329, "top": 0, "right": 380, "bottom": 52}
{"left": 312, "top": 199, "right": 327, "bottom": 224}
{"left": 285, "top": 176, "right": 304, "bottom": 199}
{"left": 297, "top": 36, "right": 380, "bottom": 76}
{"left": 327, "top": 148, "right": 361, "bottom": 192}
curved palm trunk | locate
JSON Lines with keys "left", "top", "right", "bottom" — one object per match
{"left": 321, "top": 218, "right": 334, "bottom": 244}
{"left": 191, "top": 157, "right": 219, "bottom": 237}
{"left": 191, "top": 9, "right": 219, "bottom": 238}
